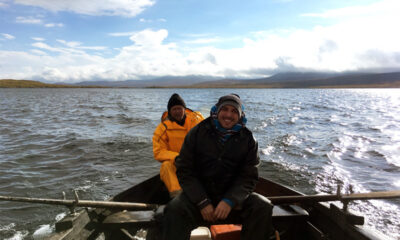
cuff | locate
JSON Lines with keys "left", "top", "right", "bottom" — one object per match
{"left": 222, "top": 198, "right": 234, "bottom": 207}
{"left": 197, "top": 198, "right": 211, "bottom": 210}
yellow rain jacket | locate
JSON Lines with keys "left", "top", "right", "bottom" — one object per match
{"left": 153, "top": 108, "right": 204, "bottom": 192}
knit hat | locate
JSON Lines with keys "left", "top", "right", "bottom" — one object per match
{"left": 216, "top": 94, "right": 243, "bottom": 118}
{"left": 167, "top": 93, "right": 186, "bottom": 111}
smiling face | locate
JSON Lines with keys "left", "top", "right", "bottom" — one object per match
{"left": 170, "top": 105, "right": 185, "bottom": 121}
{"left": 217, "top": 105, "right": 240, "bottom": 129}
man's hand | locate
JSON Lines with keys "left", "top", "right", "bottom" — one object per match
{"left": 214, "top": 201, "right": 232, "bottom": 220}
{"left": 200, "top": 204, "right": 216, "bottom": 222}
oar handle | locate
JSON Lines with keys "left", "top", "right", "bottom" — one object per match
{"left": 0, "top": 195, "right": 158, "bottom": 211}
{"left": 267, "top": 190, "right": 400, "bottom": 204}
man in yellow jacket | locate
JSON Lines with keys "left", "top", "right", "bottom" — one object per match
{"left": 153, "top": 93, "right": 204, "bottom": 197}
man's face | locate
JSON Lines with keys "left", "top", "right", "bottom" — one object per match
{"left": 217, "top": 105, "right": 239, "bottom": 129}
{"left": 170, "top": 105, "right": 185, "bottom": 121}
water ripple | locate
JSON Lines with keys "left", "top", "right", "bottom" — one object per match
{"left": 1, "top": 88, "right": 399, "bottom": 239}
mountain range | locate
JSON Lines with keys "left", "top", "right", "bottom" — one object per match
{"left": 1, "top": 71, "right": 400, "bottom": 88}
{"left": 72, "top": 71, "right": 400, "bottom": 88}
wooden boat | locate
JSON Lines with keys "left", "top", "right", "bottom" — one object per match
{"left": 43, "top": 175, "right": 391, "bottom": 240}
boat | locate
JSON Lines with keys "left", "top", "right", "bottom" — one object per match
{"left": 40, "top": 174, "right": 393, "bottom": 240}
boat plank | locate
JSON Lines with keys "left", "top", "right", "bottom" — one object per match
{"left": 53, "top": 209, "right": 99, "bottom": 240}
{"left": 101, "top": 210, "right": 156, "bottom": 229}
{"left": 272, "top": 205, "right": 308, "bottom": 219}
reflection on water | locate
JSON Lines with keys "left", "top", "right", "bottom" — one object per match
{"left": 0, "top": 88, "right": 399, "bottom": 239}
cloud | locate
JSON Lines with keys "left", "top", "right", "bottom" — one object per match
{"left": 302, "top": 0, "right": 399, "bottom": 18}
{"left": 56, "top": 39, "right": 107, "bottom": 50}
{"left": 109, "top": 31, "right": 137, "bottom": 37}
{"left": 183, "top": 37, "right": 224, "bottom": 45}
{"left": 0, "top": 0, "right": 9, "bottom": 7}
{"left": 30, "top": 49, "right": 47, "bottom": 55}
{"left": 1, "top": 33, "right": 15, "bottom": 40}
{"left": 32, "top": 42, "right": 65, "bottom": 53}
{"left": 139, "top": 18, "right": 166, "bottom": 23}
{"left": 44, "top": 23, "right": 64, "bottom": 28}
{"left": 14, "top": 0, "right": 155, "bottom": 17}
{"left": 16, "top": 16, "right": 43, "bottom": 24}
{"left": 16, "top": 16, "right": 63, "bottom": 27}
{"left": 56, "top": 39, "right": 81, "bottom": 48}
{"left": 32, "top": 37, "right": 45, "bottom": 41}
{"left": 128, "top": 28, "right": 168, "bottom": 46}
{"left": 1, "top": 1, "right": 400, "bottom": 82}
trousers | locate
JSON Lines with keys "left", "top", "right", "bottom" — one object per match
{"left": 160, "top": 161, "right": 181, "bottom": 193}
{"left": 162, "top": 192, "right": 273, "bottom": 240}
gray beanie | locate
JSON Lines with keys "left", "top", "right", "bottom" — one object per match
{"left": 216, "top": 94, "right": 242, "bottom": 118}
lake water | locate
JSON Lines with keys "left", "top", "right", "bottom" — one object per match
{"left": 0, "top": 88, "right": 399, "bottom": 239}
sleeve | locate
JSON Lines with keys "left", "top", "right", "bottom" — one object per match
{"left": 176, "top": 126, "right": 211, "bottom": 209}
{"left": 152, "top": 123, "right": 179, "bottom": 163}
{"left": 223, "top": 135, "right": 260, "bottom": 207}
{"left": 195, "top": 111, "right": 205, "bottom": 122}
{"left": 188, "top": 111, "right": 205, "bottom": 129}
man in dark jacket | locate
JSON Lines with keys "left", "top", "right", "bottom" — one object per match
{"left": 162, "top": 94, "right": 273, "bottom": 240}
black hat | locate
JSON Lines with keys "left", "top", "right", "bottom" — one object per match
{"left": 216, "top": 94, "right": 242, "bottom": 118}
{"left": 168, "top": 93, "right": 186, "bottom": 111}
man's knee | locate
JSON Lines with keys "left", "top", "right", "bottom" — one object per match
{"left": 161, "top": 161, "right": 175, "bottom": 172}
{"left": 164, "top": 194, "right": 183, "bottom": 214}
{"left": 248, "top": 193, "right": 273, "bottom": 215}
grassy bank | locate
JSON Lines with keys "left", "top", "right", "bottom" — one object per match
{"left": 0, "top": 79, "right": 105, "bottom": 88}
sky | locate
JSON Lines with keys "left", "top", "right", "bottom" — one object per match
{"left": 0, "top": 0, "right": 400, "bottom": 83}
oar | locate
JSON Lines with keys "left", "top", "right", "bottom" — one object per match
{"left": 1, "top": 190, "right": 399, "bottom": 210}
{"left": 0, "top": 195, "right": 158, "bottom": 211}
{"left": 267, "top": 190, "right": 400, "bottom": 204}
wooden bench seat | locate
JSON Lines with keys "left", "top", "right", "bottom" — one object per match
{"left": 272, "top": 204, "right": 309, "bottom": 220}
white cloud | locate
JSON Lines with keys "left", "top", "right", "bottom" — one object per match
{"left": 109, "top": 31, "right": 137, "bottom": 37}
{"left": 44, "top": 23, "right": 64, "bottom": 28}
{"left": 16, "top": 16, "right": 63, "bottom": 27}
{"left": 32, "top": 37, "right": 45, "bottom": 41}
{"left": 14, "top": 0, "right": 155, "bottom": 17}
{"left": 129, "top": 28, "right": 168, "bottom": 46}
{"left": 78, "top": 46, "right": 107, "bottom": 51}
{"left": 57, "top": 39, "right": 82, "bottom": 48}
{"left": 16, "top": 16, "right": 43, "bottom": 24}
{"left": 302, "top": 0, "right": 399, "bottom": 18}
{"left": 32, "top": 42, "right": 65, "bottom": 53}
{"left": 56, "top": 39, "right": 107, "bottom": 51}
{"left": 183, "top": 37, "right": 224, "bottom": 45}
{"left": 139, "top": 18, "right": 166, "bottom": 23}
{"left": 1, "top": 1, "right": 400, "bottom": 82}
{"left": 0, "top": 1, "right": 8, "bottom": 7}
{"left": 1, "top": 33, "right": 15, "bottom": 40}
{"left": 30, "top": 49, "right": 47, "bottom": 55}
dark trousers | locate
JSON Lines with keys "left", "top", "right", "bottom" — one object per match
{"left": 162, "top": 192, "right": 273, "bottom": 240}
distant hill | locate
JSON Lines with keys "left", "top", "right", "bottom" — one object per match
{"left": 2, "top": 72, "right": 400, "bottom": 88}
{"left": 74, "top": 75, "right": 222, "bottom": 87}
{"left": 0, "top": 79, "right": 73, "bottom": 88}
{"left": 193, "top": 72, "right": 400, "bottom": 88}
{"left": 249, "top": 72, "right": 345, "bottom": 84}
{"left": 0, "top": 79, "right": 104, "bottom": 88}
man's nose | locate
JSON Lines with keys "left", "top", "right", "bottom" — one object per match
{"left": 225, "top": 111, "right": 234, "bottom": 117}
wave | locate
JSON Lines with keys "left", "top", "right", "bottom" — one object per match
{"left": 2, "top": 88, "right": 400, "bottom": 238}
{"left": 0, "top": 223, "right": 29, "bottom": 240}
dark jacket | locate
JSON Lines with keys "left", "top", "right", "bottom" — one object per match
{"left": 175, "top": 117, "right": 260, "bottom": 209}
